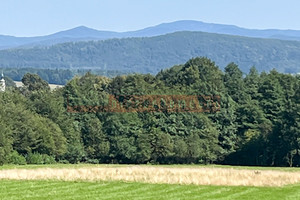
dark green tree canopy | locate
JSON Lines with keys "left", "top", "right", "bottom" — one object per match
{"left": 0, "top": 57, "right": 299, "bottom": 167}
{"left": 22, "top": 73, "right": 50, "bottom": 91}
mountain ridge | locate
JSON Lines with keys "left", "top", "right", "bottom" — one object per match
{"left": 1, "top": 31, "right": 300, "bottom": 74}
{"left": 2, "top": 20, "right": 300, "bottom": 49}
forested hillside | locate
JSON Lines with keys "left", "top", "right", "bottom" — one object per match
{"left": 0, "top": 57, "right": 299, "bottom": 166}
{"left": 1, "top": 32, "right": 300, "bottom": 74}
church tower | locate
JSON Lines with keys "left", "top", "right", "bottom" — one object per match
{"left": 0, "top": 72, "right": 5, "bottom": 92}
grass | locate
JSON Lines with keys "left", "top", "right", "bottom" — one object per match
{"left": 1, "top": 164, "right": 300, "bottom": 171}
{"left": 2, "top": 164, "right": 300, "bottom": 199}
{"left": 2, "top": 165, "right": 300, "bottom": 187}
{"left": 0, "top": 180, "right": 300, "bottom": 200}
{"left": 0, "top": 163, "right": 123, "bottom": 170}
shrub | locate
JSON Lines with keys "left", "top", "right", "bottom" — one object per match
{"left": 9, "top": 151, "right": 26, "bottom": 165}
{"left": 26, "top": 153, "right": 56, "bottom": 164}
{"left": 42, "top": 154, "right": 56, "bottom": 164}
{"left": 85, "top": 159, "right": 99, "bottom": 164}
{"left": 0, "top": 148, "right": 6, "bottom": 165}
{"left": 57, "top": 159, "right": 69, "bottom": 164}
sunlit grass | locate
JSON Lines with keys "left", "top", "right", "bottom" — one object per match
{"left": 1, "top": 163, "right": 300, "bottom": 171}
{"left": 2, "top": 165, "right": 300, "bottom": 187}
{"left": 0, "top": 180, "right": 300, "bottom": 200}
{"left": 2, "top": 165, "right": 300, "bottom": 199}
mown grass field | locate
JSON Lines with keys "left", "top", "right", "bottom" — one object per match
{"left": 1, "top": 164, "right": 300, "bottom": 200}
{"left": 1, "top": 180, "right": 300, "bottom": 200}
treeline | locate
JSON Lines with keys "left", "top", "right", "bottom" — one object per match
{"left": 0, "top": 57, "right": 299, "bottom": 166}
{"left": 2, "top": 68, "right": 129, "bottom": 85}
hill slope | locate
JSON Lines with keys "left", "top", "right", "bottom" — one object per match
{"left": 1, "top": 20, "right": 300, "bottom": 49}
{"left": 1, "top": 31, "right": 300, "bottom": 73}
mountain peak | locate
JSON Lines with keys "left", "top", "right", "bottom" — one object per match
{"left": 52, "top": 26, "right": 102, "bottom": 37}
{"left": 74, "top": 25, "right": 90, "bottom": 29}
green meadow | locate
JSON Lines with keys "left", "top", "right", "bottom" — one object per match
{"left": 0, "top": 179, "right": 300, "bottom": 200}
{"left": 1, "top": 164, "right": 300, "bottom": 200}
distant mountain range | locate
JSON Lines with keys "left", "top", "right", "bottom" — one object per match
{"left": 1, "top": 31, "right": 300, "bottom": 74}
{"left": 1, "top": 20, "right": 300, "bottom": 49}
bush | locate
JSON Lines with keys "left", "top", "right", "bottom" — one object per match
{"left": 85, "top": 159, "right": 99, "bottom": 164}
{"left": 57, "top": 159, "right": 69, "bottom": 164}
{"left": 42, "top": 154, "right": 56, "bottom": 164}
{"left": 0, "top": 148, "right": 6, "bottom": 165}
{"left": 9, "top": 151, "right": 26, "bottom": 165}
{"left": 26, "top": 153, "right": 56, "bottom": 164}
{"left": 26, "top": 153, "right": 44, "bottom": 164}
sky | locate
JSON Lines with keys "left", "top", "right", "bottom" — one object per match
{"left": 0, "top": 0, "right": 300, "bottom": 37}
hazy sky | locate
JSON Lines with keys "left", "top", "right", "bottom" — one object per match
{"left": 1, "top": 0, "right": 300, "bottom": 36}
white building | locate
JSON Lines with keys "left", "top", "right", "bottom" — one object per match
{"left": 0, "top": 73, "right": 5, "bottom": 92}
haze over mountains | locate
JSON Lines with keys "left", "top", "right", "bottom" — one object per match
{"left": 2, "top": 20, "right": 300, "bottom": 49}
{"left": 1, "top": 20, "right": 300, "bottom": 75}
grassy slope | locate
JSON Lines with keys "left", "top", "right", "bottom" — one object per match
{"left": 0, "top": 180, "right": 299, "bottom": 200}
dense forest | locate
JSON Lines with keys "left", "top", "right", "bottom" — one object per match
{"left": 1, "top": 32, "right": 300, "bottom": 74}
{"left": 0, "top": 57, "right": 299, "bottom": 166}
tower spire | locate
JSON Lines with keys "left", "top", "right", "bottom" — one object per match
{"left": 0, "top": 71, "right": 5, "bottom": 92}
